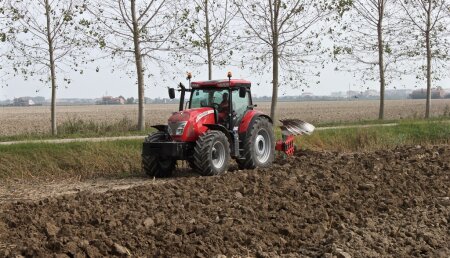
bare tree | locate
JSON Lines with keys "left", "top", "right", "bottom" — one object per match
{"left": 0, "top": 0, "right": 13, "bottom": 79}
{"left": 86, "top": 0, "right": 183, "bottom": 131}
{"left": 8, "top": 0, "right": 88, "bottom": 135}
{"left": 400, "top": 0, "right": 450, "bottom": 118}
{"left": 333, "top": 0, "right": 407, "bottom": 120}
{"left": 0, "top": 0, "right": 6, "bottom": 43}
{"left": 177, "top": 0, "right": 237, "bottom": 80}
{"left": 234, "top": 0, "right": 346, "bottom": 122}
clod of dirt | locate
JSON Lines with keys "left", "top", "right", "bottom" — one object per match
{"left": 358, "top": 183, "right": 375, "bottom": 191}
{"left": 143, "top": 218, "right": 155, "bottom": 228}
{"left": 44, "top": 223, "right": 59, "bottom": 238}
{"left": 335, "top": 249, "right": 352, "bottom": 258}
{"left": 234, "top": 191, "right": 243, "bottom": 198}
{"left": 113, "top": 243, "right": 130, "bottom": 256}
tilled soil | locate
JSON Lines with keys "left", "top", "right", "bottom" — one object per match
{"left": 0, "top": 145, "right": 449, "bottom": 257}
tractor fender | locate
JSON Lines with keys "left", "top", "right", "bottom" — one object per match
{"left": 203, "top": 124, "right": 232, "bottom": 142}
{"left": 151, "top": 125, "right": 168, "bottom": 132}
{"left": 238, "top": 111, "right": 273, "bottom": 135}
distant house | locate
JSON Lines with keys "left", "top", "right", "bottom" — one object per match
{"left": 385, "top": 89, "right": 412, "bottom": 99}
{"left": 330, "top": 91, "right": 346, "bottom": 98}
{"left": 97, "top": 96, "right": 126, "bottom": 105}
{"left": 346, "top": 90, "right": 361, "bottom": 99}
{"left": 363, "top": 90, "right": 378, "bottom": 97}
{"left": 445, "top": 89, "right": 450, "bottom": 99}
{"left": 13, "top": 97, "right": 35, "bottom": 106}
{"left": 410, "top": 87, "right": 446, "bottom": 99}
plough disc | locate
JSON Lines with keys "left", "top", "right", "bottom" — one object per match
{"left": 279, "top": 119, "right": 315, "bottom": 136}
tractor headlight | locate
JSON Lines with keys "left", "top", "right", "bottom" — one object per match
{"left": 168, "top": 121, "right": 187, "bottom": 136}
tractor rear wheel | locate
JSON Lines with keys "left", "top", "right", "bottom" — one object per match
{"left": 237, "top": 116, "right": 275, "bottom": 169}
{"left": 193, "top": 131, "right": 230, "bottom": 176}
{"left": 142, "top": 132, "right": 176, "bottom": 178}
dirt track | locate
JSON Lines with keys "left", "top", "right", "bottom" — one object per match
{"left": 1, "top": 145, "right": 449, "bottom": 257}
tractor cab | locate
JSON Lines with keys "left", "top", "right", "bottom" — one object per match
{"left": 178, "top": 78, "right": 252, "bottom": 130}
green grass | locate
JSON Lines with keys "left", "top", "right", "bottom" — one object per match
{"left": 314, "top": 116, "right": 450, "bottom": 127}
{"left": 0, "top": 140, "right": 143, "bottom": 181}
{"left": 298, "top": 120, "right": 450, "bottom": 151}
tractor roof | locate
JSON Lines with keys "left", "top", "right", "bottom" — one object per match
{"left": 191, "top": 79, "right": 251, "bottom": 88}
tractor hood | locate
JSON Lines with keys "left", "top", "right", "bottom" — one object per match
{"left": 167, "top": 107, "right": 213, "bottom": 123}
{"left": 167, "top": 107, "right": 216, "bottom": 142}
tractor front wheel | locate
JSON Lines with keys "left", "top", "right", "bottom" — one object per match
{"left": 142, "top": 132, "right": 176, "bottom": 178}
{"left": 194, "top": 131, "right": 230, "bottom": 176}
{"left": 237, "top": 117, "right": 275, "bottom": 169}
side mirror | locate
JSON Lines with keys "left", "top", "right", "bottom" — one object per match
{"left": 239, "top": 87, "right": 247, "bottom": 98}
{"left": 168, "top": 88, "right": 175, "bottom": 99}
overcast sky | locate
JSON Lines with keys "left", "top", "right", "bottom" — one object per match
{"left": 1, "top": 0, "right": 449, "bottom": 101}
{"left": 2, "top": 58, "right": 449, "bottom": 101}
{"left": 0, "top": 61, "right": 347, "bottom": 99}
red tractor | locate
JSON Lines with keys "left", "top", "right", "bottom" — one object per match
{"left": 142, "top": 73, "right": 314, "bottom": 177}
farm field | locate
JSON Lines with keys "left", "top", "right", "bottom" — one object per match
{"left": 1, "top": 145, "right": 449, "bottom": 257}
{"left": 1, "top": 99, "right": 450, "bottom": 136}
{"left": 1, "top": 99, "right": 449, "bottom": 257}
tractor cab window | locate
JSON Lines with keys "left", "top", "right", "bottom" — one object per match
{"left": 232, "top": 88, "right": 250, "bottom": 122}
{"left": 190, "top": 88, "right": 229, "bottom": 109}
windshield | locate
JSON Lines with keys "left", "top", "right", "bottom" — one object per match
{"left": 190, "top": 88, "right": 229, "bottom": 109}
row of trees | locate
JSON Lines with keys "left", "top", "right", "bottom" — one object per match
{"left": 335, "top": 0, "right": 450, "bottom": 119}
{"left": 0, "top": 0, "right": 449, "bottom": 135}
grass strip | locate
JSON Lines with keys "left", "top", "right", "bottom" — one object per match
{"left": 298, "top": 120, "right": 450, "bottom": 151}
{"left": 1, "top": 116, "right": 449, "bottom": 143}
{"left": 314, "top": 116, "right": 450, "bottom": 127}
{"left": 1, "top": 120, "right": 449, "bottom": 181}
{"left": 0, "top": 140, "right": 142, "bottom": 181}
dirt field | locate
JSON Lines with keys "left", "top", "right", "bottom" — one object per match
{"left": 1, "top": 99, "right": 450, "bottom": 136}
{"left": 1, "top": 145, "right": 449, "bottom": 257}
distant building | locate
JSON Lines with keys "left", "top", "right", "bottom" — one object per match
{"left": 97, "top": 96, "right": 126, "bottom": 105}
{"left": 410, "top": 87, "right": 446, "bottom": 99}
{"left": 330, "top": 91, "right": 346, "bottom": 98}
{"left": 13, "top": 97, "right": 35, "bottom": 106}
{"left": 347, "top": 90, "right": 361, "bottom": 98}
{"left": 385, "top": 89, "right": 412, "bottom": 99}
{"left": 445, "top": 89, "right": 450, "bottom": 99}
{"left": 362, "top": 90, "right": 378, "bottom": 97}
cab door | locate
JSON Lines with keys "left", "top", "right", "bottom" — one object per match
{"left": 231, "top": 89, "right": 250, "bottom": 127}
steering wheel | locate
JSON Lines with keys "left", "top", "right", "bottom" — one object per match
{"left": 211, "top": 103, "right": 221, "bottom": 111}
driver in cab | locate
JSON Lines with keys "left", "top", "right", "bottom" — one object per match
{"left": 218, "top": 92, "right": 229, "bottom": 123}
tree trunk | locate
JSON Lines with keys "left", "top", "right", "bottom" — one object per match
{"left": 425, "top": 1, "right": 432, "bottom": 119}
{"left": 131, "top": 0, "right": 146, "bottom": 131}
{"left": 45, "top": 0, "right": 57, "bottom": 135}
{"left": 204, "top": 0, "right": 213, "bottom": 80}
{"left": 377, "top": 3, "right": 385, "bottom": 120}
{"left": 271, "top": 45, "right": 279, "bottom": 123}
{"left": 270, "top": 1, "right": 279, "bottom": 123}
